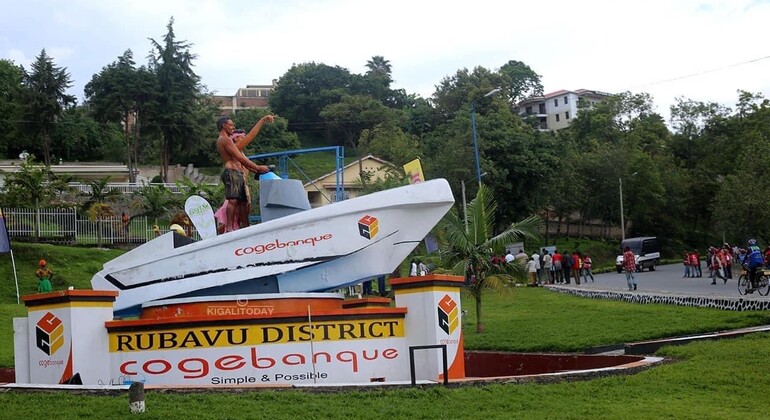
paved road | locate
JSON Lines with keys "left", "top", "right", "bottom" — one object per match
{"left": 558, "top": 263, "right": 753, "bottom": 298}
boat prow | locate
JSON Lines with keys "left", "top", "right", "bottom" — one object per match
{"left": 91, "top": 179, "right": 455, "bottom": 316}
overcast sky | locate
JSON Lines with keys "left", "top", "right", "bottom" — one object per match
{"left": 2, "top": 0, "right": 769, "bottom": 123}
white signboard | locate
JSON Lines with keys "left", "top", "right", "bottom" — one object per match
{"left": 108, "top": 318, "right": 409, "bottom": 385}
{"left": 185, "top": 195, "right": 217, "bottom": 239}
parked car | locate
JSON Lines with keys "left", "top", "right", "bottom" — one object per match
{"left": 615, "top": 237, "right": 661, "bottom": 273}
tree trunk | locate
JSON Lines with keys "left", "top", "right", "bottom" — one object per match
{"left": 42, "top": 128, "right": 51, "bottom": 168}
{"left": 474, "top": 293, "right": 484, "bottom": 333}
{"left": 351, "top": 139, "right": 366, "bottom": 189}
{"left": 34, "top": 199, "right": 41, "bottom": 242}
{"left": 161, "top": 131, "right": 169, "bottom": 183}
{"left": 97, "top": 219, "right": 103, "bottom": 248}
{"left": 132, "top": 111, "right": 141, "bottom": 184}
{"left": 123, "top": 111, "right": 134, "bottom": 184}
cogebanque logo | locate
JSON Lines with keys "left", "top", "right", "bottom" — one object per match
{"left": 358, "top": 215, "right": 378, "bottom": 240}
{"left": 36, "top": 312, "right": 64, "bottom": 356}
{"left": 437, "top": 295, "right": 459, "bottom": 335}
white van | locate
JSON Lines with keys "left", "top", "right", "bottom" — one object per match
{"left": 615, "top": 237, "right": 661, "bottom": 273}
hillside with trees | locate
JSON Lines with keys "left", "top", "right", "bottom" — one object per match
{"left": 1, "top": 19, "right": 768, "bottom": 247}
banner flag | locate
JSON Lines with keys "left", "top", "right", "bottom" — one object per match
{"left": 0, "top": 209, "right": 11, "bottom": 254}
{"left": 402, "top": 158, "right": 425, "bottom": 184}
{"left": 184, "top": 196, "right": 217, "bottom": 240}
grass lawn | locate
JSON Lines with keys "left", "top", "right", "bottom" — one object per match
{"left": 2, "top": 244, "right": 769, "bottom": 418}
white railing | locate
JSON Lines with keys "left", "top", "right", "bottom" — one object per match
{"left": 3, "top": 207, "right": 201, "bottom": 245}
{"left": 65, "top": 182, "right": 217, "bottom": 195}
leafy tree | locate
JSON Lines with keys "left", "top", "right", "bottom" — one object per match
{"left": 498, "top": 60, "right": 543, "bottom": 104}
{"left": 0, "top": 159, "right": 57, "bottom": 239}
{"left": 350, "top": 166, "right": 409, "bottom": 195}
{"left": 82, "top": 177, "right": 122, "bottom": 248}
{"left": 358, "top": 120, "right": 421, "bottom": 166}
{"left": 130, "top": 184, "right": 175, "bottom": 225}
{"left": 432, "top": 66, "right": 502, "bottom": 121}
{"left": 438, "top": 185, "right": 539, "bottom": 332}
{"left": 20, "top": 49, "right": 76, "bottom": 167}
{"left": 148, "top": 18, "right": 202, "bottom": 182}
{"left": 81, "top": 177, "right": 122, "bottom": 213}
{"left": 320, "top": 95, "right": 403, "bottom": 185}
{"left": 712, "top": 139, "right": 770, "bottom": 244}
{"left": 0, "top": 59, "right": 24, "bottom": 157}
{"left": 174, "top": 176, "right": 223, "bottom": 206}
{"left": 269, "top": 62, "right": 352, "bottom": 142}
{"left": 51, "top": 107, "right": 124, "bottom": 161}
{"left": 229, "top": 109, "right": 301, "bottom": 157}
{"left": 166, "top": 91, "right": 227, "bottom": 168}
{"left": 85, "top": 50, "right": 158, "bottom": 181}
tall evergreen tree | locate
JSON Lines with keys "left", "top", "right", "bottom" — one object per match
{"left": 148, "top": 17, "right": 201, "bottom": 182}
{"left": 21, "top": 49, "right": 76, "bottom": 167}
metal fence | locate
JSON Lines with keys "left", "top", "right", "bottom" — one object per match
{"left": 3, "top": 207, "right": 201, "bottom": 245}
{"left": 65, "top": 182, "right": 215, "bottom": 195}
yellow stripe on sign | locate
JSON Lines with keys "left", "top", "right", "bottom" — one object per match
{"left": 393, "top": 286, "right": 460, "bottom": 295}
{"left": 28, "top": 301, "right": 114, "bottom": 311}
{"left": 109, "top": 318, "right": 405, "bottom": 352}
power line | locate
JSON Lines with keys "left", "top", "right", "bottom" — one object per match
{"left": 627, "top": 54, "right": 770, "bottom": 90}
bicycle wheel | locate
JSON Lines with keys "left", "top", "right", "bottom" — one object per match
{"left": 758, "top": 276, "right": 770, "bottom": 296}
{"left": 738, "top": 274, "right": 749, "bottom": 295}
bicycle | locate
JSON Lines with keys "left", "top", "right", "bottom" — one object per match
{"left": 738, "top": 269, "right": 770, "bottom": 296}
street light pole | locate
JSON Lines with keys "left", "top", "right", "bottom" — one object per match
{"left": 462, "top": 180, "right": 468, "bottom": 233}
{"left": 619, "top": 172, "right": 637, "bottom": 242}
{"left": 619, "top": 177, "right": 625, "bottom": 242}
{"left": 471, "top": 88, "right": 502, "bottom": 187}
{"left": 471, "top": 101, "right": 482, "bottom": 188}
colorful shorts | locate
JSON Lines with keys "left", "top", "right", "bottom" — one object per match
{"left": 221, "top": 169, "right": 247, "bottom": 202}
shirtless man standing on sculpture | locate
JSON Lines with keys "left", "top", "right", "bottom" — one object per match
{"left": 216, "top": 115, "right": 274, "bottom": 232}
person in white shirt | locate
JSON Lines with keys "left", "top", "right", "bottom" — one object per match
{"left": 531, "top": 252, "right": 541, "bottom": 284}
{"left": 515, "top": 249, "right": 528, "bottom": 265}
{"left": 541, "top": 251, "right": 553, "bottom": 284}
{"left": 526, "top": 257, "right": 538, "bottom": 287}
{"left": 505, "top": 251, "right": 515, "bottom": 263}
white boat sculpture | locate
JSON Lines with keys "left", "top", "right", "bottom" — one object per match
{"left": 91, "top": 178, "right": 455, "bottom": 316}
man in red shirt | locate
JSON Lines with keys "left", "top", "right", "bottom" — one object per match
{"left": 551, "top": 250, "right": 564, "bottom": 284}
{"left": 623, "top": 246, "right": 637, "bottom": 291}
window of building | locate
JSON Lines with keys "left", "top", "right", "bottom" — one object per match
{"left": 539, "top": 103, "right": 546, "bottom": 114}
{"left": 553, "top": 99, "right": 558, "bottom": 107}
{"left": 565, "top": 111, "right": 570, "bottom": 120}
{"left": 564, "top": 96, "right": 568, "bottom": 105}
{"left": 525, "top": 106, "right": 532, "bottom": 115}
{"left": 555, "top": 114, "right": 560, "bottom": 122}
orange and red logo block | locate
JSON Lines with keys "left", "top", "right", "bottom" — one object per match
{"left": 36, "top": 312, "right": 64, "bottom": 356}
{"left": 437, "top": 295, "right": 459, "bottom": 335}
{"left": 358, "top": 215, "right": 379, "bottom": 240}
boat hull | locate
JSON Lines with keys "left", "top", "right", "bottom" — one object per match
{"left": 91, "top": 179, "right": 455, "bottom": 315}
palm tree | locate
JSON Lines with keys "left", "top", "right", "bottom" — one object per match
{"left": 438, "top": 185, "right": 540, "bottom": 332}
{"left": 365, "top": 55, "right": 392, "bottom": 77}
{"left": 82, "top": 178, "right": 122, "bottom": 248}
{"left": 0, "top": 159, "right": 55, "bottom": 241}
{"left": 131, "top": 184, "right": 174, "bottom": 226}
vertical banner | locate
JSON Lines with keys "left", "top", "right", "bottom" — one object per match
{"left": 184, "top": 196, "right": 217, "bottom": 239}
{"left": 402, "top": 158, "right": 425, "bottom": 184}
{"left": 0, "top": 209, "right": 10, "bottom": 253}
{"left": 0, "top": 209, "right": 19, "bottom": 303}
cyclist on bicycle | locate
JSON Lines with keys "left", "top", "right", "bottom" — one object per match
{"left": 744, "top": 239, "right": 764, "bottom": 292}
